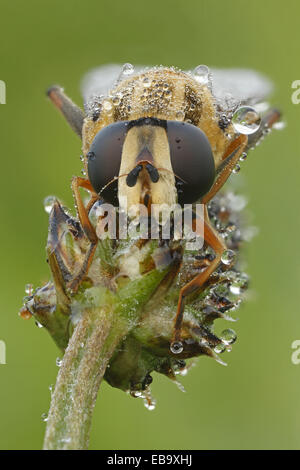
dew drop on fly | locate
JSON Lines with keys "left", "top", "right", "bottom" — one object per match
{"left": 221, "top": 249, "right": 236, "bottom": 266}
{"left": 193, "top": 64, "right": 210, "bottom": 85}
{"left": 232, "top": 106, "right": 261, "bottom": 135}
{"left": 121, "top": 63, "right": 134, "bottom": 76}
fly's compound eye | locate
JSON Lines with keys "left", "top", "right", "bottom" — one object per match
{"left": 87, "top": 121, "right": 129, "bottom": 205}
{"left": 166, "top": 121, "right": 215, "bottom": 205}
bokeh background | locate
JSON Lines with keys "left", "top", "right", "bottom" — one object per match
{"left": 0, "top": 0, "right": 299, "bottom": 450}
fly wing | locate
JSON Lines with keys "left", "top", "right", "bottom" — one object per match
{"left": 82, "top": 64, "right": 273, "bottom": 111}
{"left": 210, "top": 68, "right": 273, "bottom": 108}
{"left": 81, "top": 64, "right": 146, "bottom": 104}
{"left": 81, "top": 64, "right": 124, "bottom": 104}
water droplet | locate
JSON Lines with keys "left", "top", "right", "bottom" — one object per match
{"left": 273, "top": 121, "right": 286, "bottom": 130}
{"left": 142, "top": 76, "right": 151, "bottom": 87}
{"left": 81, "top": 169, "right": 87, "bottom": 176}
{"left": 43, "top": 195, "right": 56, "bottom": 214}
{"left": 144, "top": 398, "right": 156, "bottom": 411}
{"left": 122, "top": 63, "right": 134, "bottom": 76}
{"left": 233, "top": 164, "right": 241, "bottom": 174}
{"left": 130, "top": 390, "right": 143, "bottom": 398}
{"left": 170, "top": 341, "right": 184, "bottom": 354}
{"left": 263, "top": 128, "right": 271, "bottom": 136}
{"left": 25, "top": 283, "right": 33, "bottom": 295}
{"left": 112, "top": 95, "right": 121, "bottom": 105}
{"left": 221, "top": 249, "right": 236, "bottom": 266}
{"left": 220, "top": 328, "right": 237, "bottom": 345}
{"left": 56, "top": 357, "right": 62, "bottom": 367}
{"left": 214, "top": 343, "right": 226, "bottom": 354}
{"left": 19, "top": 307, "right": 32, "bottom": 320}
{"left": 232, "top": 106, "right": 261, "bottom": 135}
{"left": 179, "top": 367, "right": 188, "bottom": 377}
{"left": 193, "top": 65, "right": 210, "bottom": 85}
{"left": 49, "top": 384, "right": 54, "bottom": 393}
{"left": 240, "top": 152, "right": 248, "bottom": 162}
{"left": 79, "top": 154, "right": 84, "bottom": 162}
{"left": 35, "top": 321, "right": 43, "bottom": 328}
{"left": 41, "top": 413, "right": 48, "bottom": 422}
{"left": 175, "top": 110, "right": 185, "bottom": 121}
{"left": 229, "top": 281, "right": 242, "bottom": 295}
{"left": 102, "top": 99, "right": 113, "bottom": 113}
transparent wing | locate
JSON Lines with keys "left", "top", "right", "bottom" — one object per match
{"left": 81, "top": 64, "right": 122, "bottom": 103}
{"left": 81, "top": 64, "right": 145, "bottom": 104}
{"left": 210, "top": 67, "right": 273, "bottom": 107}
{"left": 81, "top": 64, "right": 273, "bottom": 110}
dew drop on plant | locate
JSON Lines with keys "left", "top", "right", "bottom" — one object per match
{"left": 240, "top": 152, "right": 248, "bottom": 162}
{"left": 56, "top": 357, "right": 62, "bottom": 367}
{"left": 229, "top": 281, "right": 242, "bottom": 295}
{"left": 221, "top": 249, "right": 236, "bottom": 266}
{"left": 144, "top": 400, "right": 156, "bottom": 411}
{"left": 35, "top": 321, "right": 43, "bottom": 328}
{"left": 193, "top": 64, "right": 210, "bottom": 85}
{"left": 179, "top": 367, "right": 188, "bottom": 377}
{"left": 220, "top": 328, "right": 237, "bottom": 345}
{"left": 43, "top": 195, "right": 56, "bottom": 214}
{"left": 214, "top": 343, "right": 226, "bottom": 354}
{"left": 25, "top": 283, "right": 33, "bottom": 295}
{"left": 170, "top": 341, "right": 184, "bottom": 354}
{"left": 41, "top": 412, "right": 48, "bottom": 422}
{"left": 232, "top": 106, "right": 261, "bottom": 135}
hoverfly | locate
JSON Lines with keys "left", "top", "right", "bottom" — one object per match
{"left": 47, "top": 63, "right": 280, "bottom": 354}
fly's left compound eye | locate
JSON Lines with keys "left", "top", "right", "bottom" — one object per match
{"left": 87, "top": 121, "right": 129, "bottom": 205}
{"left": 166, "top": 121, "right": 215, "bottom": 205}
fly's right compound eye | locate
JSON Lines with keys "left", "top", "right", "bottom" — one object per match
{"left": 166, "top": 121, "right": 215, "bottom": 205}
{"left": 87, "top": 121, "right": 129, "bottom": 205}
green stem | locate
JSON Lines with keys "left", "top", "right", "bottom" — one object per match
{"left": 43, "top": 305, "right": 128, "bottom": 450}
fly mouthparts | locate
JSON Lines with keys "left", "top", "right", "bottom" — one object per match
{"left": 126, "top": 163, "right": 160, "bottom": 187}
{"left": 126, "top": 164, "right": 143, "bottom": 187}
{"left": 146, "top": 163, "right": 159, "bottom": 183}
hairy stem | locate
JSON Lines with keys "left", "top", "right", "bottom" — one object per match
{"left": 43, "top": 305, "right": 127, "bottom": 450}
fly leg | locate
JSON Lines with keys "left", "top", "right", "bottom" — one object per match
{"left": 171, "top": 213, "right": 227, "bottom": 350}
{"left": 68, "top": 177, "right": 99, "bottom": 292}
{"left": 171, "top": 134, "right": 248, "bottom": 350}
{"left": 202, "top": 134, "right": 248, "bottom": 205}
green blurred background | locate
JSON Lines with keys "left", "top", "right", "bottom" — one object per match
{"left": 0, "top": 0, "right": 299, "bottom": 450}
